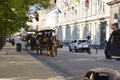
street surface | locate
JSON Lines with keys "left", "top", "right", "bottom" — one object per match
{"left": 1, "top": 42, "right": 120, "bottom": 80}
{"left": 28, "top": 46, "right": 120, "bottom": 80}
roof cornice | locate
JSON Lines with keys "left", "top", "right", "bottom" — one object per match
{"left": 107, "top": 0, "right": 120, "bottom": 5}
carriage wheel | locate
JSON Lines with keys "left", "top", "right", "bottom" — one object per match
{"left": 51, "top": 45, "right": 57, "bottom": 57}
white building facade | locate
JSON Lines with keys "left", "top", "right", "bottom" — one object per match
{"left": 45, "top": 8, "right": 57, "bottom": 29}
{"left": 38, "top": 5, "right": 57, "bottom": 30}
{"left": 55, "top": 0, "right": 111, "bottom": 49}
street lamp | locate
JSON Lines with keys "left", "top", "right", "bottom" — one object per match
{"left": 113, "top": 13, "right": 118, "bottom": 30}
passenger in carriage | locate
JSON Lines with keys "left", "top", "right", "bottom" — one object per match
{"left": 48, "top": 32, "right": 52, "bottom": 37}
{"left": 30, "top": 34, "right": 36, "bottom": 50}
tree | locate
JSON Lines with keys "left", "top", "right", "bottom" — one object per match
{"left": 0, "top": 0, "right": 49, "bottom": 36}
{"left": 0, "top": 0, "right": 50, "bottom": 49}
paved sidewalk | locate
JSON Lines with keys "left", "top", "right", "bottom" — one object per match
{"left": 0, "top": 42, "right": 65, "bottom": 80}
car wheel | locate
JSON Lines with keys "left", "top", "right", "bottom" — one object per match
{"left": 75, "top": 46, "right": 78, "bottom": 52}
{"left": 87, "top": 48, "right": 91, "bottom": 54}
{"left": 69, "top": 46, "right": 72, "bottom": 51}
{"left": 105, "top": 50, "right": 111, "bottom": 59}
{"left": 81, "top": 49, "right": 83, "bottom": 52}
{"left": 61, "top": 45, "right": 63, "bottom": 48}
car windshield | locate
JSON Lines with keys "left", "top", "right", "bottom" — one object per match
{"left": 78, "top": 40, "right": 87, "bottom": 43}
{"left": 94, "top": 72, "right": 109, "bottom": 80}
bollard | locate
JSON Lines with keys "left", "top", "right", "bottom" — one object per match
{"left": 16, "top": 43, "right": 21, "bottom": 52}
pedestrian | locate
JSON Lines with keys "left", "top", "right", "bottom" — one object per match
{"left": 11, "top": 37, "right": 15, "bottom": 46}
{"left": 87, "top": 35, "right": 91, "bottom": 54}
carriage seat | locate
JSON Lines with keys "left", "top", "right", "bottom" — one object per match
{"left": 43, "top": 38, "right": 49, "bottom": 42}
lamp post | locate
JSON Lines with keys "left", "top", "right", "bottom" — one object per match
{"left": 113, "top": 14, "right": 118, "bottom": 30}
{"left": 85, "top": 0, "right": 90, "bottom": 39}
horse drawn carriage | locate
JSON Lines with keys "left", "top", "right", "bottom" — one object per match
{"left": 35, "top": 29, "right": 57, "bottom": 57}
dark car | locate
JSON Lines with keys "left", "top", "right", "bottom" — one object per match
{"left": 57, "top": 40, "right": 63, "bottom": 48}
{"left": 83, "top": 67, "right": 120, "bottom": 80}
{"left": 105, "top": 29, "right": 120, "bottom": 59}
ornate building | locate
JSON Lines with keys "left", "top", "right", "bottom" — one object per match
{"left": 107, "top": 0, "right": 120, "bottom": 32}
{"left": 55, "top": 0, "right": 111, "bottom": 49}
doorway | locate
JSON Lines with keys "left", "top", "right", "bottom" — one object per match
{"left": 100, "top": 21, "right": 106, "bottom": 49}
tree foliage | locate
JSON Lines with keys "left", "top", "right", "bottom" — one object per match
{"left": 0, "top": 0, "right": 50, "bottom": 36}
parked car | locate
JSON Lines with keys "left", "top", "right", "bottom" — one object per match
{"left": 69, "top": 40, "right": 90, "bottom": 53}
{"left": 57, "top": 40, "right": 63, "bottom": 48}
{"left": 105, "top": 29, "right": 120, "bottom": 59}
{"left": 21, "top": 35, "right": 27, "bottom": 42}
{"left": 83, "top": 67, "right": 120, "bottom": 80}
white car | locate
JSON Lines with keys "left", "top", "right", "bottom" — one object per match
{"left": 69, "top": 40, "right": 90, "bottom": 53}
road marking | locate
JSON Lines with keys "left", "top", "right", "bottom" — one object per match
{"left": 68, "top": 58, "right": 95, "bottom": 61}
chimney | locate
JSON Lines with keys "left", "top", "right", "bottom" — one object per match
{"left": 50, "top": 0, "right": 56, "bottom": 5}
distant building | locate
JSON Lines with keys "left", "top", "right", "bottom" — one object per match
{"left": 38, "top": 4, "right": 57, "bottom": 30}
{"left": 45, "top": 4, "right": 57, "bottom": 30}
{"left": 26, "top": 13, "right": 38, "bottom": 31}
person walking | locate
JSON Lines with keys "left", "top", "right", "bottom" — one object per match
{"left": 87, "top": 35, "right": 91, "bottom": 54}
{"left": 11, "top": 37, "right": 15, "bottom": 46}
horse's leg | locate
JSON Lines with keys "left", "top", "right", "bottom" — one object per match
{"left": 40, "top": 48, "right": 42, "bottom": 55}
{"left": 46, "top": 44, "right": 50, "bottom": 56}
{"left": 36, "top": 44, "right": 39, "bottom": 55}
